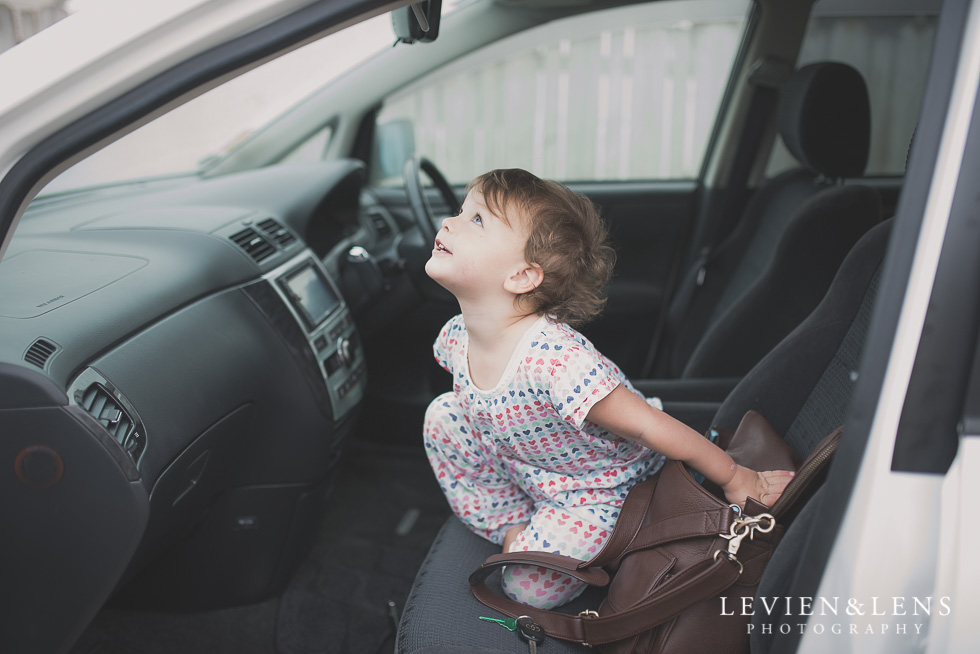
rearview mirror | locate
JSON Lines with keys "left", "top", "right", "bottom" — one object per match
{"left": 392, "top": 0, "right": 442, "bottom": 44}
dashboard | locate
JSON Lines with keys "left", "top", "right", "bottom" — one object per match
{"left": 0, "top": 159, "right": 397, "bottom": 645}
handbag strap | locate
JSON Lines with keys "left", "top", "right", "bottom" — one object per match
{"left": 471, "top": 555, "right": 743, "bottom": 646}
{"left": 469, "top": 552, "right": 612, "bottom": 587}
{"left": 771, "top": 425, "right": 843, "bottom": 519}
{"left": 618, "top": 504, "right": 736, "bottom": 560}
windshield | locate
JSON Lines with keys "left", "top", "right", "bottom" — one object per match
{"left": 40, "top": 13, "right": 396, "bottom": 195}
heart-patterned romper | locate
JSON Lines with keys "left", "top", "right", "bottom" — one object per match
{"left": 423, "top": 314, "right": 665, "bottom": 608}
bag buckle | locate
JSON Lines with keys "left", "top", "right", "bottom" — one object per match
{"left": 578, "top": 610, "right": 599, "bottom": 647}
{"left": 717, "top": 513, "right": 775, "bottom": 570}
{"left": 721, "top": 513, "right": 774, "bottom": 554}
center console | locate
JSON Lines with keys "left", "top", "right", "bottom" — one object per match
{"left": 267, "top": 253, "right": 365, "bottom": 421}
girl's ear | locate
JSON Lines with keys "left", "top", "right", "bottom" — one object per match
{"left": 504, "top": 263, "right": 544, "bottom": 295}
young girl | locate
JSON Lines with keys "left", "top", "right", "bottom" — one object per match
{"left": 423, "top": 169, "right": 793, "bottom": 609}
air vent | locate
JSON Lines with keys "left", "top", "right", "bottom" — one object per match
{"left": 230, "top": 227, "right": 277, "bottom": 262}
{"left": 79, "top": 383, "right": 134, "bottom": 445}
{"left": 69, "top": 370, "right": 147, "bottom": 466}
{"left": 24, "top": 338, "right": 58, "bottom": 369}
{"left": 257, "top": 218, "right": 297, "bottom": 248}
{"left": 367, "top": 210, "right": 392, "bottom": 238}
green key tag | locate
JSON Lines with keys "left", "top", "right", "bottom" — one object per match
{"left": 479, "top": 616, "right": 518, "bottom": 631}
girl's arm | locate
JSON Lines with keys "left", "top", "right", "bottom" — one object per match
{"left": 586, "top": 385, "right": 794, "bottom": 507}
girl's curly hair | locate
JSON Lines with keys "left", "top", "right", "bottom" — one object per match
{"left": 470, "top": 169, "right": 616, "bottom": 327}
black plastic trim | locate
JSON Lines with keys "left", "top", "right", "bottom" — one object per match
{"left": 961, "top": 323, "right": 980, "bottom": 437}
{"left": 680, "top": 1, "right": 762, "bottom": 273}
{"left": 0, "top": 0, "right": 397, "bottom": 257}
{"left": 240, "top": 279, "right": 334, "bottom": 419}
{"left": 770, "top": 1, "right": 970, "bottom": 652}
{"left": 697, "top": 0, "right": 761, "bottom": 184}
{"left": 891, "top": 52, "right": 980, "bottom": 472}
{"left": 351, "top": 102, "right": 382, "bottom": 166}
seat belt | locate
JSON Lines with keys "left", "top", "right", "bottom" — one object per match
{"left": 641, "top": 58, "right": 788, "bottom": 378}
{"left": 640, "top": 235, "right": 733, "bottom": 378}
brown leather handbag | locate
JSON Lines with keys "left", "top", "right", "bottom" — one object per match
{"left": 469, "top": 411, "right": 842, "bottom": 653}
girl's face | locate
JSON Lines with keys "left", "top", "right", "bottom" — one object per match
{"left": 424, "top": 188, "right": 532, "bottom": 303}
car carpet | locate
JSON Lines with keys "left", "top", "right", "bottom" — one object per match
{"left": 69, "top": 598, "right": 279, "bottom": 654}
{"left": 69, "top": 441, "right": 450, "bottom": 654}
{"left": 275, "top": 441, "right": 451, "bottom": 654}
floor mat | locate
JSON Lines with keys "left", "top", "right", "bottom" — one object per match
{"left": 69, "top": 441, "right": 449, "bottom": 654}
{"left": 69, "top": 598, "right": 279, "bottom": 654}
{"left": 275, "top": 442, "right": 450, "bottom": 654}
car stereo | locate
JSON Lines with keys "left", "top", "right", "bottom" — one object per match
{"left": 268, "top": 254, "right": 365, "bottom": 421}
{"left": 278, "top": 259, "right": 343, "bottom": 330}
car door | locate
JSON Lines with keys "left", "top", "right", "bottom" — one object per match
{"left": 757, "top": 0, "right": 980, "bottom": 648}
{"left": 365, "top": 0, "right": 754, "bottom": 380}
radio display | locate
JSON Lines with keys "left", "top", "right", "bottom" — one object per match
{"left": 281, "top": 261, "right": 341, "bottom": 330}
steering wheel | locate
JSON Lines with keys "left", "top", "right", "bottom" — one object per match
{"left": 403, "top": 156, "right": 460, "bottom": 245}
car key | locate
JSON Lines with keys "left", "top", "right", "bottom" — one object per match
{"left": 516, "top": 616, "right": 546, "bottom": 653}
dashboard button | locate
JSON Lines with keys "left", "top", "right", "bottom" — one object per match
{"left": 324, "top": 352, "right": 343, "bottom": 374}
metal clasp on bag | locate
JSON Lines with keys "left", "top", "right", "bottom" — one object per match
{"left": 713, "top": 549, "right": 744, "bottom": 574}
{"left": 715, "top": 513, "right": 776, "bottom": 573}
{"left": 578, "top": 610, "right": 599, "bottom": 647}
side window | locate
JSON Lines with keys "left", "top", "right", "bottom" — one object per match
{"left": 766, "top": 5, "right": 938, "bottom": 177}
{"left": 372, "top": 0, "right": 751, "bottom": 186}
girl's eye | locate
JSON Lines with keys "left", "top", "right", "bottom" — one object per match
{"left": 472, "top": 214, "right": 483, "bottom": 226}
{"left": 456, "top": 206, "right": 464, "bottom": 217}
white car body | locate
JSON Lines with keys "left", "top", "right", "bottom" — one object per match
{"left": 808, "top": 3, "right": 980, "bottom": 649}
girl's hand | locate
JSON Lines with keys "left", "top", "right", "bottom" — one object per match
{"left": 722, "top": 465, "right": 795, "bottom": 508}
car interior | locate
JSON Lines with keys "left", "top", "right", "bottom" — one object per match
{"left": 0, "top": 0, "right": 942, "bottom": 653}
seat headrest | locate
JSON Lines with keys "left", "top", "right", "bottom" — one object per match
{"left": 778, "top": 62, "right": 871, "bottom": 179}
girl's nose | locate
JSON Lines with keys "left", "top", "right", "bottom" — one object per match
{"left": 441, "top": 215, "right": 453, "bottom": 231}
